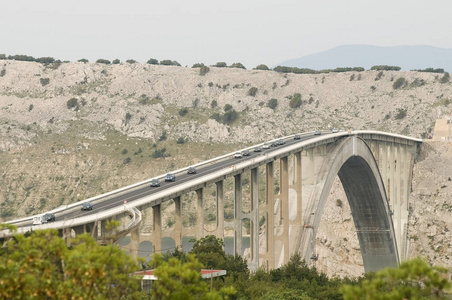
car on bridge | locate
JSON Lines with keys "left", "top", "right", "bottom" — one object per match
{"left": 254, "top": 146, "right": 261, "bottom": 152}
{"left": 32, "top": 215, "right": 48, "bottom": 225}
{"left": 314, "top": 130, "right": 321, "bottom": 135}
{"left": 242, "top": 150, "right": 250, "bottom": 156}
{"left": 165, "top": 173, "right": 176, "bottom": 182}
{"left": 43, "top": 213, "right": 55, "bottom": 222}
{"left": 262, "top": 143, "right": 270, "bottom": 149}
{"left": 277, "top": 139, "right": 285, "bottom": 145}
{"left": 187, "top": 167, "right": 197, "bottom": 174}
{"left": 81, "top": 202, "right": 93, "bottom": 211}
{"left": 150, "top": 178, "right": 161, "bottom": 187}
{"left": 294, "top": 134, "right": 301, "bottom": 140}
{"left": 234, "top": 152, "right": 243, "bottom": 158}
{"left": 332, "top": 128, "right": 339, "bottom": 133}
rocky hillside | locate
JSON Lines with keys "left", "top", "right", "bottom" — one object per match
{"left": 0, "top": 60, "right": 451, "bottom": 277}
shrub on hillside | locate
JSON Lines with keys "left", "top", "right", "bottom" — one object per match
{"left": 394, "top": 108, "right": 407, "bottom": 120}
{"left": 393, "top": 77, "right": 407, "bottom": 89}
{"left": 78, "top": 58, "right": 89, "bottom": 63}
{"left": 211, "top": 100, "right": 218, "bottom": 108}
{"left": 179, "top": 108, "right": 188, "bottom": 117}
{"left": 440, "top": 72, "right": 450, "bottom": 83}
{"left": 8, "top": 54, "right": 35, "bottom": 62}
{"left": 0, "top": 54, "right": 6, "bottom": 60}
{"left": 160, "top": 60, "right": 181, "bottom": 66}
{"left": 254, "top": 64, "right": 270, "bottom": 70}
{"left": 413, "top": 68, "right": 444, "bottom": 73}
{"left": 112, "top": 59, "right": 120, "bottom": 64}
{"left": 199, "top": 65, "right": 210, "bottom": 76}
{"left": 223, "top": 110, "right": 238, "bottom": 124}
{"left": 214, "top": 62, "right": 227, "bottom": 68}
{"left": 371, "top": 65, "right": 401, "bottom": 71}
{"left": 289, "top": 93, "right": 302, "bottom": 108}
{"left": 36, "top": 57, "right": 55, "bottom": 64}
{"left": 268, "top": 98, "right": 278, "bottom": 109}
{"left": 40, "top": 78, "right": 50, "bottom": 86}
{"left": 147, "top": 58, "right": 159, "bottom": 65}
{"left": 230, "top": 62, "right": 246, "bottom": 69}
{"left": 67, "top": 98, "right": 78, "bottom": 109}
{"left": 224, "top": 104, "right": 233, "bottom": 112}
{"left": 126, "top": 59, "right": 137, "bottom": 64}
{"left": 248, "top": 87, "right": 258, "bottom": 96}
{"left": 96, "top": 59, "right": 111, "bottom": 65}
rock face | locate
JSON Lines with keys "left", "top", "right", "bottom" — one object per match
{"left": 0, "top": 60, "right": 451, "bottom": 277}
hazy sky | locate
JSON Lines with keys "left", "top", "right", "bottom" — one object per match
{"left": 1, "top": 0, "right": 452, "bottom": 69}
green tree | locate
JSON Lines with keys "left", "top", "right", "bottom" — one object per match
{"left": 78, "top": 58, "right": 89, "bottom": 63}
{"left": 254, "top": 64, "right": 270, "bottom": 70}
{"left": 200, "top": 65, "right": 210, "bottom": 76}
{"left": 96, "top": 58, "right": 111, "bottom": 64}
{"left": 147, "top": 58, "right": 159, "bottom": 65}
{"left": 150, "top": 253, "right": 235, "bottom": 300}
{"left": 214, "top": 62, "right": 227, "bottom": 68}
{"left": 0, "top": 229, "right": 141, "bottom": 299}
{"left": 340, "top": 258, "right": 451, "bottom": 299}
{"left": 112, "top": 59, "right": 121, "bottom": 64}
{"left": 230, "top": 62, "right": 246, "bottom": 69}
{"left": 393, "top": 77, "right": 407, "bottom": 89}
{"left": 126, "top": 59, "right": 137, "bottom": 64}
{"left": 67, "top": 98, "right": 79, "bottom": 109}
{"left": 248, "top": 87, "right": 258, "bottom": 96}
{"left": 440, "top": 72, "right": 450, "bottom": 83}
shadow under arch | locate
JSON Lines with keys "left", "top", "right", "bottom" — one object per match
{"left": 301, "top": 136, "right": 399, "bottom": 272}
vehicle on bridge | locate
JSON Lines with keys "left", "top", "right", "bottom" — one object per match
{"left": 150, "top": 178, "right": 161, "bottom": 187}
{"left": 43, "top": 213, "right": 55, "bottom": 222}
{"left": 294, "top": 134, "right": 301, "bottom": 139}
{"left": 277, "top": 139, "right": 285, "bottom": 145}
{"left": 187, "top": 167, "right": 197, "bottom": 174}
{"left": 234, "top": 152, "right": 243, "bottom": 158}
{"left": 81, "top": 202, "right": 93, "bottom": 211}
{"left": 242, "top": 150, "right": 250, "bottom": 156}
{"left": 314, "top": 130, "right": 321, "bottom": 135}
{"left": 32, "top": 215, "right": 48, "bottom": 225}
{"left": 165, "top": 173, "right": 176, "bottom": 182}
{"left": 254, "top": 146, "right": 261, "bottom": 152}
{"left": 262, "top": 143, "right": 270, "bottom": 149}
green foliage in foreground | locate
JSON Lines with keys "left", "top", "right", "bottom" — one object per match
{"left": 341, "top": 257, "right": 451, "bottom": 299}
{"left": 0, "top": 228, "right": 141, "bottom": 299}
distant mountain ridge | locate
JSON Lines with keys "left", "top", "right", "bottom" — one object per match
{"left": 278, "top": 45, "right": 452, "bottom": 72}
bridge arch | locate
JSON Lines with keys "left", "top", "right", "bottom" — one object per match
{"left": 301, "top": 136, "right": 399, "bottom": 272}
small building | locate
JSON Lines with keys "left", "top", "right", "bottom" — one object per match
{"left": 134, "top": 269, "right": 227, "bottom": 293}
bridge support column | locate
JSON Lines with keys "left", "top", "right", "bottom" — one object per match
{"left": 196, "top": 188, "right": 204, "bottom": 239}
{"left": 215, "top": 181, "right": 224, "bottom": 239}
{"left": 234, "top": 174, "right": 243, "bottom": 256}
{"left": 264, "top": 161, "right": 274, "bottom": 269}
{"left": 174, "top": 196, "right": 182, "bottom": 249}
{"left": 279, "top": 156, "right": 290, "bottom": 265}
{"left": 307, "top": 148, "right": 315, "bottom": 184}
{"left": 153, "top": 204, "right": 162, "bottom": 254}
{"left": 249, "top": 167, "right": 259, "bottom": 270}
{"left": 130, "top": 227, "right": 140, "bottom": 259}
{"left": 291, "top": 151, "right": 303, "bottom": 255}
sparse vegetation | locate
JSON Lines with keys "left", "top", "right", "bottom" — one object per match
{"left": 247, "top": 87, "right": 258, "bottom": 96}
{"left": 254, "top": 64, "right": 269, "bottom": 70}
{"left": 394, "top": 108, "right": 407, "bottom": 120}
{"left": 95, "top": 59, "right": 111, "bottom": 65}
{"left": 230, "top": 62, "right": 246, "bottom": 69}
{"left": 393, "top": 77, "right": 407, "bottom": 89}
{"left": 289, "top": 93, "right": 302, "bottom": 108}
{"left": 147, "top": 58, "right": 159, "bottom": 65}
{"left": 371, "top": 65, "right": 401, "bottom": 71}
{"left": 440, "top": 72, "right": 450, "bottom": 83}
{"left": 268, "top": 98, "right": 278, "bottom": 109}
{"left": 214, "top": 62, "right": 227, "bottom": 68}
{"left": 40, "top": 78, "right": 50, "bottom": 86}
{"left": 179, "top": 108, "right": 188, "bottom": 117}
{"left": 66, "top": 98, "right": 78, "bottom": 109}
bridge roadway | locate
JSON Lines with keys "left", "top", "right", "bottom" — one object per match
{"left": 17, "top": 131, "right": 328, "bottom": 228}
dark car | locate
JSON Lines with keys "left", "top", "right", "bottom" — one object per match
{"left": 187, "top": 167, "right": 197, "bottom": 174}
{"left": 150, "top": 178, "right": 160, "bottom": 187}
{"left": 277, "top": 139, "right": 285, "bottom": 145}
{"left": 43, "top": 213, "right": 55, "bottom": 222}
{"left": 242, "top": 150, "right": 250, "bottom": 156}
{"left": 81, "top": 202, "right": 93, "bottom": 211}
{"left": 294, "top": 134, "right": 301, "bottom": 140}
{"left": 271, "top": 141, "right": 278, "bottom": 147}
{"left": 165, "top": 173, "right": 176, "bottom": 182}
{"left": 254, "top": 146, "right": 261, "bottom": 152}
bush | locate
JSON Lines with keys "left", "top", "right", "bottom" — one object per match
{"left": 192, "top": 63, "right": 204, "bottom": 68}
{"left": 28, "top": 104, "right": 33, "bottom": 112}
{"left": 125, "top": 112, "right": 132, "bottom": 121}
{"left": 0, "top": 69, "right": 5, "bottom": 77}
{"left": 254, "top": 64, "right": 270, "bottom": 70}
{"left": 158, "top": 131, "right": 167, "bottom": 141}
{"left": 179, "top": 108, "right": 188, "bottom": 117}
{"left": 160, "top": 60, "right": 180, "bottom": 66}
{"left": 211, "top": 100, "right": 218, "bottom": 108}
{"left": 176, "top": 137, "right": 187, "bottom": 144}
{"left": 40, "top": 78, "right": 50, "bottom": 86}
{"left": 123, "top": 157, "right": 131, "bottom": 164}
{"left": 413, "top": 68, "right": 444, "bottom": 73}
{"left": 289, "top": 93, "right": 302, "bottom": 109}
{"left": 66, "top": 98, "right": 78, "bottom": 109}
{"left": 126, "top": 59, "right": 137, "bottom": 64}
{"left": 248, "top": 87, "right": 258, "bottom": 96}
{"left": 230, "top": 62, "right": 246, "bottom": 69}
{"left": 112, "top": 59, "right": 120, "bottom": 64}
{"left": 8, "top": 54, "right": 35, "bottom": 62}
{"left": 147, "top": 58, "right": 159, "bottom": 65}
{"left": 371, "top": 65, "right": 401, "bottom": 71}
{"left": 223, "top": 110, "right": 238, "bottom": 124}
{"left": 151, "top": 148, "right": 169, "bottom": 158}
{"left": 394, "top": 108, "right": 407, "bottom": 120}
{"left": 210, "top": 113, "right": 222, "bottom": 122}
{"left": 440, "top": 72, "right": 450, "bottom": 83}
{"left": 36, "top": 57, "right": 55, "bottom": 64}
{"left": 393, "top": 77, "right": 407, "bottom": 89}
{"left": 0, "top": 54, "right": 6, "bottom": 60}
{"left": 96, "top": 59, "right": 111, "bottom": 64}
{"left": 77, "top": 58, "right": 89, "bottom": 63}
{"left": 214, "top": 62, "right": 227, "bottom": 68}
{"left": 224, "top": 104, "right": 233, "bottom": 112}
{"left": 199, "top": 65, "right": 210, "bottom": 76}
{"left": 268, "top": 98, "right": 278, "bottom": 109}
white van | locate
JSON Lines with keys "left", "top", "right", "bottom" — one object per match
{"left": 32, "top": 215, "right": 48, "bottom": 225}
